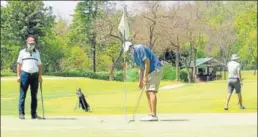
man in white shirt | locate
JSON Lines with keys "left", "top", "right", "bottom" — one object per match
{"left": 17, "top": 36, "right": 43, "bottom": 119}
{"left": 224, "top": 54, "right": 245, "bottom": 110}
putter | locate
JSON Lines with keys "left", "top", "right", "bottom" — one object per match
{"left": 39, "top": 82, "right": 46, "bottom": 119}
{"left": 128, "top": 86, "right": 145, "bottom": 123}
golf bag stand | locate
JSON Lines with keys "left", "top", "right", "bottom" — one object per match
{"left": 75, "top": 88, "right": 90, "bottom": 112}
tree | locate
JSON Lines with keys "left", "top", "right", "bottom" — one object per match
{"left": 198, "top": 1, "right": 254, "bottom": 79}
{"left": 54, "top": 15, "right": 69, "bottom": 38}
{"left": 93, "top": 3, "right": 130, "bottom": 80}
{"left": 158, "top": 2, "right": 182, "bottom": 81}
{"left": 175, "top": 2, "right": 200, "bottom": 83}
{"left": 131, "top": 1, "right": 164, "bottom": 50}
{"left": 234, "top": 2, "right": 257, "bottom": 73}
{"left": 68, "top": 1, "right": 105, "bottom": 73}
{"left": 1, "top": 1, "right": 55, "bottom": 71}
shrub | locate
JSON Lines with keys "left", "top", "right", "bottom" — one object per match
{"left": 162, "top": 65, "right": 176, "bottom": 81}
{"left": 1, "top": 68, "right": 16, "bottom": 76}
{"left": 179, "top": 68, "right": 193, "bottom": 82}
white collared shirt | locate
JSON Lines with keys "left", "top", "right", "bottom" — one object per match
{"left": 17, "top": 48, "right": 42, "bottom": 73}
{"left": 227, "top": 60, "right": 241, "bottom": 79}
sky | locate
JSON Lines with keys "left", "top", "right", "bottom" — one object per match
{"left": 1, "top": 1, "right": 179, "bottom": 24}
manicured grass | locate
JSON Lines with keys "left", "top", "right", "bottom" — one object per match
{"left": 1, "top": 71, "right": 256, "bottom": 116}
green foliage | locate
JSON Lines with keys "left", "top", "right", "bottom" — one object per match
{"left": 126, "top": 68, "right": 139, "bottom": 82}
{"left": 234, "top": 3, "right": 257, "bottom": 69}
{"left": 60, "top": 45, "right": 91, "bottom": 72}
{"left": 162, "top": 65, "right": 176, "bottom": 80}
{"left": 125, "top": 65, "right": 178, "bottom": 82}
{"left": 96, "top": 55, "right": 113, "bottom": 71}
{"left": 1, "top": 1, "right": 56, "bottom": 71}
{"left": 67, "top": 1, "right": 106, "bottom": 72}
{"left": 0, "top": 68, "right": 16, "bottom": 76}
{"left": 1, "top": 1, "right": 55, "bottom": 45}
{"left": 180, "top": 68, "right": 193, "bottom": 82}
{"left": 39, "top": 36, "right": 64, "bottom": 72}
{"left": 1, "top": 1, "right": 257, "bottom": 79}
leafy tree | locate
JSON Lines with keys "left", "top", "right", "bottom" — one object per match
{"left": 234, "top": 2, "right": 257, "bottom": 72}
{"left": 67, "top": 0, "right": 106, "bottom": 72}
{"left": 1, "top": 1, "right": 55, "bottom": 71}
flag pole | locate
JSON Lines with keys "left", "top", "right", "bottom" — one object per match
{"left": 123, "top": 5, "right": 127, "bottom": 121}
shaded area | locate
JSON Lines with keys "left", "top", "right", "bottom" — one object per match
{"left": 159, "top": 119, "right": 189, "bottom": 122}
{"left": 44, "top": 117, "right": 77, "bottom": 120}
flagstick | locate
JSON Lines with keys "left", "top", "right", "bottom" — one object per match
{"left": 123, "top": 6, "right": 127, "bottom": 121}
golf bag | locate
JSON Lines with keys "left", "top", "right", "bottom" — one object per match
{"left": 76, "top": 88, "right": 90, "bottom": 112}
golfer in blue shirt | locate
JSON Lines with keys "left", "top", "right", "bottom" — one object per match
{"left": 123, "top": 41, "right": 163, "bottom": 121}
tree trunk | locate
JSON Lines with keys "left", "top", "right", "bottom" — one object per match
{"left": 193, "top": 49, "right": 196, "bottom": 82}
{"left": 91, "top": 33, "right": 96, "bottom": 73}
{"left": 175, "top": 47, "right": 180, "bottom": 81}
{"left": 176, "top": 36, "right": 180, "bottom": 81}
{"left": 109, "top": 65, "right": 115, "bottom": 81}
{"left": 186, "top": 67, "right": 191, "bottom": 83}
{"left": 108, "top": 48, "right": 124, "bottom": 81}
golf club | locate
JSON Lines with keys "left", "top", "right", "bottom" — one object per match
{"left": 39, "top": 82, "right": 46, "bottom": 119}
{"left": 128, "top": 86, "right": 145, "bottom": 123}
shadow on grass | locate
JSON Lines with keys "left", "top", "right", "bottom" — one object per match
{"left": 159, "top": 119, "right": 189, "bottom": 122}
{"left": 44, "top": 117, "right": 77, "bottom": 120}
{"left": 245, "top": 108, "right": 257, "bottom": 110}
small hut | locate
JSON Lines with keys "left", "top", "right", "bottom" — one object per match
{"left": 182, "top": 57, "right": 226, "bottom": 82}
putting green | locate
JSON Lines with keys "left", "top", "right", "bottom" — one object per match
{"left": 1, "top": 71, "right": 256, "bottom": 116}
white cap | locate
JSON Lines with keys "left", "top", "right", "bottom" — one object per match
{"left": 231, "top": 54, "right": 240, "bottom": 60}
{"left": 123, "top": 41, "right": 133, "bottom": 53}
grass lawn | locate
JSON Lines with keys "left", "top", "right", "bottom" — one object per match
{"left": 1, "top": 71, "right": 256, "bottom": 116}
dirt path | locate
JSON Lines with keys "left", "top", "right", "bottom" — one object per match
{"left": 1, "top": 113, "right": 257, "bottom": 137}
{"left": 160, "top": 84, "right": 185, "bottom": 90}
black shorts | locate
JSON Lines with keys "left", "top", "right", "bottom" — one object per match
{"left": 228, "top": 78, "right": 241, "bottom": 94}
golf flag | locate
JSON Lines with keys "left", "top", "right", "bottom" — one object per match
{"left": 119, "top": 6, "right": 130, "bottom": 121}
{"left": 118, "top": 8, "right": 130, "bottom": 40}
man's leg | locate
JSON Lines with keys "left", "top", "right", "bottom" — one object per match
{"left": 225, "top": 81, "right": 234, "bottom": 110}
{"left": 19, "top": 72, "right": 30, "bottom": 118}
{"left": 30, "top": 73, "right": 39, "bottom": 118}
{"left": 235, "top": 82, "right": 245, "bottom": 109}
{"left": 224, "top": 93, "right": 232, "bottom": 109}
{"left": 145, "top": 91, "right": 152, "bottom": 114}
{"left": 148, "top": 91, "right": 157, "bottom": 116}
{"left": 237, "top": 93, "right": 243, "bottom": 106}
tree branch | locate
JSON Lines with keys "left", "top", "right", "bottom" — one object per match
{"left": 143, "top": 14, "right": 155, "bottom": 23}
{"left": 109, "top": 25, "right": 122, "bottom": 42}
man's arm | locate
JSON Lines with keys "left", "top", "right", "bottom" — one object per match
{"left": 16, "top": 51, "right": 22, "bottom": 82}
{"left": 139, "top": 67, "right": 144, "bottom": 82}
{"left": 143, "top": 58, "right": 150, "bottom": 84}
{"left": 38, "top": 65, "right": 42, "bottom": 77}
{"left": 237, "top": 64, "right": 242, "bottom": 86}
{"left": 37, "top": 50, "right": 43, "bottom": 83}
{"left": 238, "top": 70, "right": 242, "bottom": 84}
{"left": 17, "top": 64, "right": 22, "bottom": 77}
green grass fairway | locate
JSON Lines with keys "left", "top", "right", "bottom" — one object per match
{"left": 1, "top": 71, "right": 257, "bottom": 116}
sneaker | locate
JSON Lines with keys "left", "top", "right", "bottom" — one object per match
{"left": 240, "top": 106, "right": 245, "bottom": 109}
{"left": 19, "top": 114, "right": 25, "bottom": 120}
{"left": 31, "top": 114, "right": 43, "bottom": 120}
{"left": 140, "top": 115, "right": 158, "bottom": 121}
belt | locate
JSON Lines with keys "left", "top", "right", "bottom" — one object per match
{"left": 228, "top": 78, "right": 239, "bottom": 79}
{"left": 149, "top": 67, "right": 162, "bottom": 74}
{"left": 22, "top": 71, "right": 38, "bottom": 75}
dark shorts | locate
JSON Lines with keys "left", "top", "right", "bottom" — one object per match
{"left": 228, "top": 78, "right": 241, "bottom": 94}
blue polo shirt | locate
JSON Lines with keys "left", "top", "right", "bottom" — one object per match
{"left": 132, "top": 44, "right": 162, "bottom": 73}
